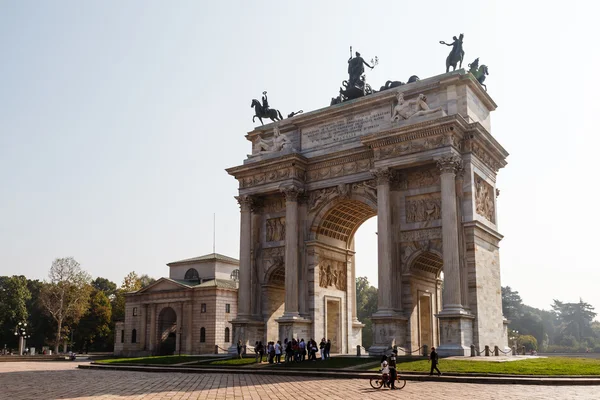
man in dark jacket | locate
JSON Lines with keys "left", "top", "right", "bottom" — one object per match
{"left": 388, "top": 349, "right": 398, "bottom": 389}
{"left": 429, "top": 347, "right": 441, "bottom": 376}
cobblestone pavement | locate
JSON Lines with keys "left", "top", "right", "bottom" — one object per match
{"left": 1, "top": 361, "right": 599, "bottom": 400}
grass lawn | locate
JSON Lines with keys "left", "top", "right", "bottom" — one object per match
{"left": 195, "top": 358, "right": 258, "bottom": 366}
{"left": 367, "top": 357, "right": 600, "bottom": 376}
{"left": 97, "top": 355, "right": 206, "bottom": 365}
{"left": 266, "top": 357, "right": 377, "bottom": 369}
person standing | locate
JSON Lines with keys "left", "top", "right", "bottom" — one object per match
{"left": 429, "top": 346, "right": 441, "bottom": 376}
{"left": 388, "top": 349, "right": 398, "bottom": 389}
{"left": 319, "top": 338, "right": 326, "bottom": 360}
{"left": 275, "top": 340, "right": 282, "bottom": 364}
{"left": 299, "top": 339, "right": 306, "bottom": 362}
{"left": 325, "top": 339, "right": 331, "bottom": 360}
{"left": 236, "top": 340, "right": 243, "bottom": 359}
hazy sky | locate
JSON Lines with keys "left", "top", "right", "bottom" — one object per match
{"left": 1, "top": 1, "right": 598, "bottom": 315}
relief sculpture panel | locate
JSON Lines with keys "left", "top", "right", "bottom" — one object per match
{"left": 405, "top": 194, "right": 442, "bottom": 223}
{"left": 266, "top": 217, "right": 286, "bottom": 242}
{"left": 475, "top": 174, "right": 495, "bottom": 223}
{"left": 318, "top": 258, "right": 347, "bottom": 291}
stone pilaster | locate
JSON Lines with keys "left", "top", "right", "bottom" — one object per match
{"left": 149, "top": 303, "right": 157, "bottom": 354}
{"left": 175, "top": 301, "right": 183, "bottom": 354}
{"left": 280, "top": 185, "right": 303, "bottom": 318}
{"left": 186, "top": 302, "right": 193, "bottom": 353}
{"left": 139, "top": 304, "right": 147, "bottom": 350}
{"left": 235, "top": 195, "right": 254, "bottom": 318}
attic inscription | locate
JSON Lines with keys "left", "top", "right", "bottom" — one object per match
{"left": 301, "top": 108, "right": 389, "bottom": 150}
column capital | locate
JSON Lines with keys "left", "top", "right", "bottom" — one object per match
{"left": 436, "top": 155, "right": 463, "bottom": 175}
{"left": 371, "top": 168, "right": 392, "bottom": 185}
{"left": 280, "top": 185, "right": 304, "bottom": 202}
{"left": 235, "top": 195, "right": 254, "bottom": 212}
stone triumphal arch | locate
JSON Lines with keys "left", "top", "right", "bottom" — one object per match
{"left": 227, "top": 70, "right": 509, "bottom": 355}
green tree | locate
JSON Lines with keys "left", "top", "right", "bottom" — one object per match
{"left": 356, "top": 276, "right": 378, "bottom": 349}
{"left": 552, "top": 299, "right": 597, "bottom": 342}
{"left": 0, "top": 276, "right": 31, "bottom": 349}
{"left": 519, "top": 334, "right": 538, "bottom": 352}
{"left": 74, "top": 288, "right": 112, "bottom": 352}
{"left": 91, "top": 277, "right": 117, "bottom": 296}
{"left": 501, "top": 286, "right": 523, "bottom": 321}
{"left": 40, "top": 257, "right": 92, "bottom": 353}
{"left": 25, "top": 279, "right": 55, "bottom": 352}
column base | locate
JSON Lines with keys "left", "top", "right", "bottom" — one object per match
{"left": 368, "top": 314, "right": 407, "bottom": 356}
{"left": 436, "top": 312, "right": 475, "bottom": 357}
{"left": 276, "top": 316, "right": 312, "bottom": 342}
{"left": 230, "top": 318, "right": 265, "bottom": 354}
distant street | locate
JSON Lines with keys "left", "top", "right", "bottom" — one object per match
{"left": 1, "top": 361, "right": 599, "bottom": 400}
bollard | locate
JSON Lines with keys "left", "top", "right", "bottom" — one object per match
{"left": 494, "top": 345, "right": 499, "bottom": 356}
{"left": 484, "top": 345, "right": 490, "bottom": 356}
{"left": 423, "top": 344, "right": 428, "bottom": 357}
{"left": 357, "top": 345, "right": 361, "bottom": 356}
{"left": 521, "top": 346, "right": 526, "bottom": 355}
{"left": 215, "top": 345, "right": 219, "bottom": 354}
{"left": 470, "top": 344, "right": 476, "bottom": 357}
{"left": 512, "top": 345, "right": 516, "bottom": 356}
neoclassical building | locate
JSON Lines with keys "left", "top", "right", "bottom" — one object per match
{"left": 227, "top": 69, "right": 509, "bottom": 356}
{"left": 114, "top": 253, "right": 239, "bottom": 356}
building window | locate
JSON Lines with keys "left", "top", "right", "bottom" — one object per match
{"left": 200, "top": 327, "right": 206, "bottom": 343}
{"left": 201, "top": 303, "right": 206, "bottom": 313}
{"left": 184, "top": 268, "right": 199, "bottom": 281}
{"left": 225, "top": 304, "right": 230, "bottom": 313}
{"left": 133, "top": 307, "right": 138, "bottom": 316}
{"left": 224, "top": 327, "right": 230, "bottom": 342}
{"left": 120, "top": 330, "right": 124, "bottom": 343}
{"left": 131, "top": 329, "right": 137, "bottom": 343}
{"left": 230, "top": 269, "right": 239, "bottom": 281}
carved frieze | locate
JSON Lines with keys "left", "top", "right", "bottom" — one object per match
{"left": 471, "top": 142, "right": 501, "bottom": 172}
{"left": 475, "top": 174, "right": 495, "bottom": 223}
{"left": 306, "top": 158, "right": 372, "bottom": 183}
{"left": 308, "top": 184, "right": 350, "bottom": 212}
{"left": 400, "top": 227, "right": 442, "bottom": 242}
{"left": 377, "top": 135, "right": 445, "bottom": 160}
{"left": 262, "top": 246, "right": 284, "bottom": 275}
{"left": 351, "top": 179, "right": 377, "bottom": 203}
{"left": 318, "top": 258, "right": 347, "bottom": 291}
{"left": 405, "top": 194, "right": 441, "bottom": 223}
{"left": 266, "top": 217, "right": 286, "bottom": 241}
{"left": 263, "top": 197, "right": 285, "bottom": 214}
{"left": 405, "top": 166, "right": 440, "bottom": 189}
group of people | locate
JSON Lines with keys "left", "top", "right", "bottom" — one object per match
{"left": 237, "top": 338, "right": 332, "bottom": 364}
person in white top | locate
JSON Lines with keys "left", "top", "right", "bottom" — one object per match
{"left": 275, "top": 341, "right": 282, "bottom": 364}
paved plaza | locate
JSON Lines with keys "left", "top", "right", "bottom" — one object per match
{"left": 1, "top": 361, "right": 599, "bottom": 400}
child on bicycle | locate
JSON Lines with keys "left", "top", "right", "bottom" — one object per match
{"left": 380, "top": 355, "right": 390, "bottom": 386}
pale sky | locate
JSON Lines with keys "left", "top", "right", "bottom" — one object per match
{"left": 1, "top": 1, "right": 598, "bottom": 315}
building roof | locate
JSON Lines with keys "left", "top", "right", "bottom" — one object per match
{"left": 133, "top": 277, "right": 238, "bottom": 294}
{"left": 167, "top": 253, "right": 239, "bottom": 266}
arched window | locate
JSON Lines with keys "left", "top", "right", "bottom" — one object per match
{"left": 184, "top": 268, "right": 199, "bottom": 280}
{"left": 230, "top": 269, "right": 239, "bottom": 281}
{"left": 200, "top": 327, "right": 206, "bottom": 343}
{"left": 224, "top": 327, "right": 230, "bottom": 343}
{"left": 131, "top": 329, "right": 137, "bottom": 343}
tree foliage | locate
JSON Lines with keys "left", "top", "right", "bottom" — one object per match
{"left": 356, "top": 276, "right": 378, "bottom": 348}
{"left": 40, "top": 257, "right": 92, "bottom": 353}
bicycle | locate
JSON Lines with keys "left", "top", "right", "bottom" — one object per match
{"left": 369, "top": 372, "right": 407, "bottom": 390}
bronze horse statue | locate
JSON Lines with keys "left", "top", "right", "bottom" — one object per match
{"left": 379, "top": 75, "right": 421, "bottom": 91}
{"left": 472, "top": 65, "right": 489, "bottom": 91}
{"left": 251, "top": 99, "right": 283, "bottom": 125}
{"left": 441, "top": 34, "right": 465, "bottom": 73}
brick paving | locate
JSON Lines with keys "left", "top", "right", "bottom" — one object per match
{"left": 1, "top": 361, "right": 599, "bottom": 400}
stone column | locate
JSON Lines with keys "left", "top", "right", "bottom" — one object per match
{"left": 139, "top": 304, "right": 147, "bottom": 350}
{"left": 149, "top": 303, "right": 157, "bottom": 353}
{"left": 236, "top": 195, "right": 254, "bottom": 318}
{"left": 373, "top": 168, "right": 394, "bottom": 314}
{"left": 437, "top": 155, "right": 464, "bottom": 313}
{"left": 281, "top": 185, "right": 303, "bottom": 318}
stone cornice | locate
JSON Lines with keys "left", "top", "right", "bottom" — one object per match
{"left": 463, "top": 220, "right": 504, "bottom": 242}
{"left": 226, "top": 153, "right": 308, "bottom": 178}
{"left": 307, "top": 147, "right": 373, "bottom": 171}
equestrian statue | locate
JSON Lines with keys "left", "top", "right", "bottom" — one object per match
{"left": 440, "top": 34, "right": 464, "bottom": 72}
{"left": 251, "top": 91, "right": 283, "bottom": 125}
{"left": 468, "top": 58, "right": 489, "bottom": 91}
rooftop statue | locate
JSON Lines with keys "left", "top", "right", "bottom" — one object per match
{"left": 348, "top": 50, "right": 374, "bottom": 88}
{"left": 468, "top": 58, "right": 489, "bottom": 91}
{"left": 392, "top": 92, "right": 442, "bottom": 122}
{"left": 251, "top": 91, "right": 284, "bottom": 125}
{"left": 333, "top": 47, "right": 378, "bottom": 103}
{"left": 440, "top": 34, "right": 464, "bottom": 72}
{"left": 255, "top": 125, "right": 295, "bottom": 154}
{"left": 379, "top": 75, "right": 420, "bottom": 91}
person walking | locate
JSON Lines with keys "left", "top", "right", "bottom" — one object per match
{"left": 429, "top": 346, "right": 441, "bottom": 376}
{"left": 324, "top": 339, "right": 331, "bottom": 360}
{"left": 319, "top": 338, "right": 326, "bottom": 360}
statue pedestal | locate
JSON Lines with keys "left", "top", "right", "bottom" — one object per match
{"left": 436, "top": 312, "right": 475, "bottom": 356}
{"left": 367, "top": 314, "right": 407, "bottom": 356}
{"left": 229, "top": 318, "right": 265, "bottom": 355}
{"left": 276, "top": 316, "right": 312, "bottom": 342}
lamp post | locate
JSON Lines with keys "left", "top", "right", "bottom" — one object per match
{"left": 14, "top": 322, "right": 31, "bottom": 355}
